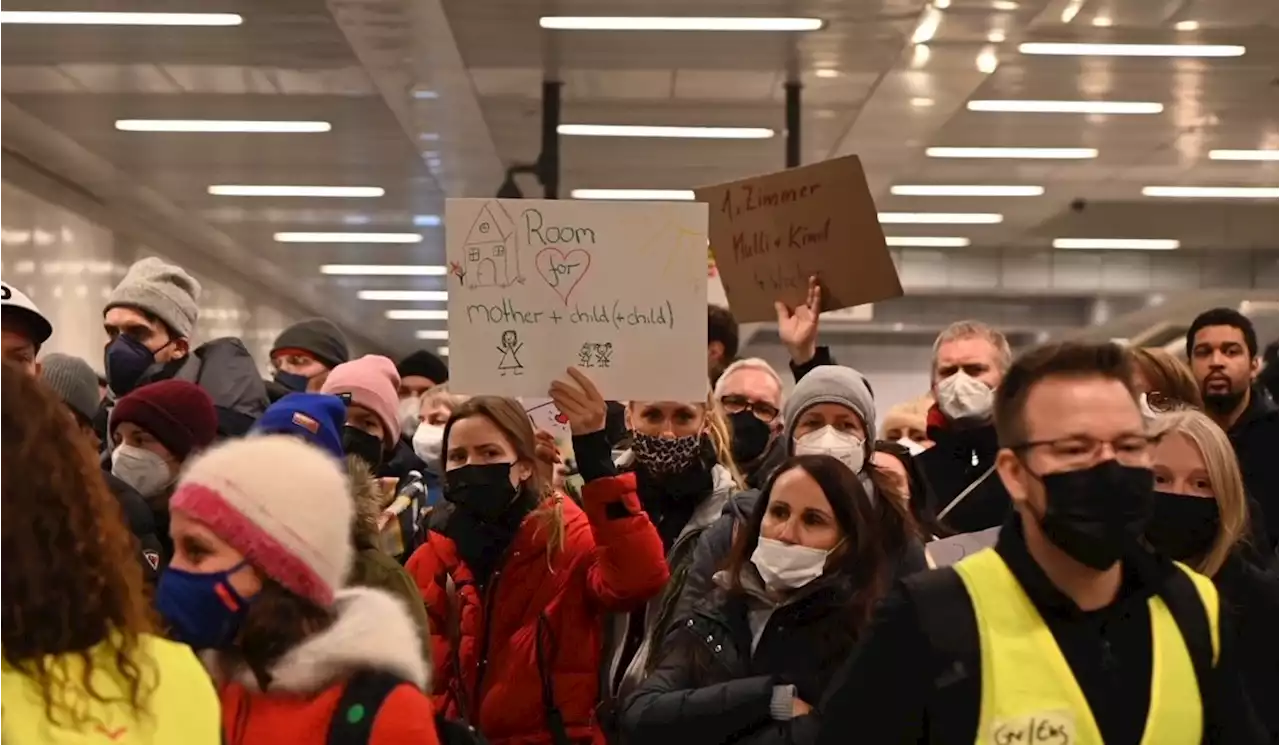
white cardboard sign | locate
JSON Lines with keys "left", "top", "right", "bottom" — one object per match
{"left": 445, "top": 198, "right": 709, "bottom": 401}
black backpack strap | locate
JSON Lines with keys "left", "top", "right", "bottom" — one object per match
{"left": 1158, "top": 566, "right": 1214, "bottom": 697}
{"left": 535, "top": 612, "right": 572, "bottom": 745}
{"left": 327, "top": 670, "right": 406, "bottom": 745}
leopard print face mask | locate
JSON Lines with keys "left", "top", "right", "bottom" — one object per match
{"left": 632, "top": 432, "right": 702, "bottom": 476}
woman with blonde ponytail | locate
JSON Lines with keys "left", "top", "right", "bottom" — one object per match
{"left": 597, "top": 388, "right": 745, "bottom": 722}
{"left": 405, "top": 369, "right": 668, "bottom": 745}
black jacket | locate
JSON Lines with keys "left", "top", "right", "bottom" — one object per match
{"left": 1214, "top": 551, "right": 1278, "bottom": 742}
{"left": 816, "top": 519, "right": 1268, "bottom": 745}
{"left": 103, "top": 470, "right": 166, "bottom": 584}
{"left": 912, "top": 422, "right": 1010, "bottom": 535}
{"left": 1228, "top": 389, "right": 1278, "bottom": 549}
{"left": 673, "top": 489, "right": 928, "bottom": 636}
{"left": 621, "top": 572, "right": 858, "bottom": 745}
{"left": 379, "top": 436, "right": 428, "bottom": 482}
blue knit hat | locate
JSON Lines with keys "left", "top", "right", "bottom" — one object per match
{"left": 253, "top": 393, "right": 346, "bottom": 461}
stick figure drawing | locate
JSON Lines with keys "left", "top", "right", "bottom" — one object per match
{"left": 497, "top": 329, "right": 524, "bottom": 376}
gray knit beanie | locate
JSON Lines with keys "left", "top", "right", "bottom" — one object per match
{"left": 39, "top": 353, "right": 101, "bottom": 424}
{"left": 271, "top": 318, "right": 350, "bottom": 369}
{"left": 782, "top": 365, "right": 877, "bottom": 450}
{"left": 105, "top": 257, "right": 202, "bottom": 338}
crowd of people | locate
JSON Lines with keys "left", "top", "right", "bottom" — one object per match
{"left": 1, "top": 257, "right": 1276, "bottom": 745}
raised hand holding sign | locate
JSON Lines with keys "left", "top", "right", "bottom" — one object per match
{"left": 548, "top": 368, "right": 607, "bottom": 436}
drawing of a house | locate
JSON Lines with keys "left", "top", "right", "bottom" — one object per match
{"left": 463, "top": 202, "right": 519, "bottom": 289}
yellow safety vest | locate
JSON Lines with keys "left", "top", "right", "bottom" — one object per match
{"left": 953, "top": 549, "right": 1219, "bottom": 745}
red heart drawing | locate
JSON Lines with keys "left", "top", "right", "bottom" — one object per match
{"left": 535, "top": 248, "right": 591, "bottom": 304}
{"left": 555, "top": 412, "right": 569, "bottom": 425}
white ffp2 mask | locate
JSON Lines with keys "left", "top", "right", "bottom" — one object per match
{"left": 935, "top": 371, "right": 994, "bottom": 422}
{"left": 397, "top": 396, "right": 421, "bottom": 439}
{"left": 412, "top": 422, "right": 445, "bottom": 466}
{"left": 794, "top": 425, "right": 866, "bottom": 473}
{"left": 111, "top": 444, "right": 174, "bottom": 498}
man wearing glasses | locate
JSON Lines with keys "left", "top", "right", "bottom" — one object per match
{"left": 818, "top": 341, "right": 1266, "bottom": 745}
{"left": 714, "top": 358, "right": 785, "bottom": 486}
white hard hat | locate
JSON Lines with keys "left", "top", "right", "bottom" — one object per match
{"left": 1, "top": 281, "right": 53, "bottom": 347}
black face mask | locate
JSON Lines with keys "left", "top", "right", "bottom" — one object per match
{"left": 342, "top": 427, "right": 385, "bottom": 470}
{"left": 1145, "top": 491, "right": 1220, "bottom": 562}
{"left": 729, "top": 410, "right": 773, "bottom": 465}
{"left": 444, "top": 463, "right": 521, "bottom": 523}
{"left": 1035, "top": 459, "right": 1155, "bottom": 570}
{"left": 273, "top": 369, "right": 310, "bottom": 393}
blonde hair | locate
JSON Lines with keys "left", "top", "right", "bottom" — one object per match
{"left": 1129, "top": 347, "right": 1203, "bottom": 410}
{"left": 421, "top": 384, "right": 469, "bottom": 417}
{"left": 879, "top": 395, "right": 933, "bottom": 440}
{"left": 1147, "top": 409, "right": 1250, "bottom": 576}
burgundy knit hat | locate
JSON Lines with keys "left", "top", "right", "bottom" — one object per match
{"left": 110, "top": 380, "right": 217, "bottom": 460}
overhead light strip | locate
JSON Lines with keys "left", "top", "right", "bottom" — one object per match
{"left": 116, "top": 119, "right": 329, "bottom": 133}
{"left": 1142, "top": 186, "right": 1279, "bottom": 198}
{"left": 0, "top": 11, "right": 243, "bottom": 25}
{"left": 885, "top": 237, "right": 972, "bottom": 247}
{"left": 357, "top": 290, "right": 448, "bottom": 301}
{"left": 926, "top": 147, "right": 1098, "bottom": 159}
{"left": 1018, "top": 42, "right": 1245, "bottom": 57}
{"left": 416, "top": 330, "right": 449, "bottom": 340}
{"left": 437, "top": 346, "right": 450, "bottom": 357}
{"left": 538, "top": 16, "right": 824, "bottom": 31}
{"left": 968, "top": 100, "right": 1164, "bottom": 114}
{"left": 891, "top": 185, "right": 1045, "bottom": 196}
{"left": 386, "top": 309, "right": 449, "bottom": 320}
{"left": 1053, "top": 238, "right": 1180, "bottom": 250}
{"left": 1208, "top": 149, "right": 1280, "bottom": 161}
{"left": 210, "top": 185, "right": 384, "bottom": 198}
{"left": 277, "top": 232, "right": 423, "bottom": 243}
{"left": 321, "top": 265, "right": 446, "bottom": 276}
{"left": 558, "top": 124, "right": 775, "bottom": 139}
{"left": 570, "top": 189, "right": 696, "bottom": 201}
{"left": 878, "top": 212, "right": 1003, "bottom": 224}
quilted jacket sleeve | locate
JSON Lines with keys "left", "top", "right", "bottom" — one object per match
{"left": 573, "top": 431, "right": 670, "bottom": 611}
{"left": 404, "top": 537, "right": 456, "bottom": 708}
{"left": 619, "top": 625, "right": 776, "bottom": 745}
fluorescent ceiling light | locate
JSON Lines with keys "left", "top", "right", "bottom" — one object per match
{"left": 116, "top": 119, "right": 329, "bottom": 133}
{"left": 386, "top": 309, "right": 449, "bottom": 320}
{"left": 885, "top": 236, "right": 971, "bottom": 247}
{"left": 891, "top": 184, "right": 1044, "bottom": 196}
{"left": 209, "top": 185, "right": 383, "bottom": 198}
{"left": 1018, "top": 42, "right": 1245, "bottom": 57}
{"left": 878, "top": 212, "right": 1003, "bottom": 224}
{"left": 1053, "top": 238, "right": 1180, "bottom": 250}
{"left": 815, "top": 68, "right": 839, "bottom": 78}
{"left": 968, "top": 100, "right": 1163, "bottom": 114}
{"left": 413, "top": 214, "right": 442, "bottom": 226}
{"left": 571, "top": 189, "right": 695, "bottom": 201}
{"left": 357, "top": 290, "right": 448, "bottom": 301}
{"left": 538, "top": 16, "right": 824, "bottom": 31}
{"left": 1142, "top": 186, "right": 1280, "bottom": 198}
{"left": 1208, "top": 149, "right": 1279, "bottom": 161}
{"left": 0, "top": 11, "right": 242, "bottom": 25}
{"left": 437, "top": 346, "right": 449, "bottom": 357}
{"left": 415, "top": 330, "right": 449, "bottom": 341}
{"left": 926, "top": 147, "right": 1097, "bottom": 159}
{"left": 321, "top": 265, "right": 446, "bottom": 276}
{"left": 275, "top": 232, "right": 422, "bottom": 243}
{"left": 1174, "top": 20, "right": 1199, "bottom": 31}
{"left": 558, "top": 124, "right": 774, "bottom": 139}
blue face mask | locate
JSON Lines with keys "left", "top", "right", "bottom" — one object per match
{"left": 273, "top": 369, "right": 310, "bottom": 393}
{"left": 156, "top": 560, "right": 253, "bottom": 650}
{"left": 104, "top": 335, "right": 165, "bottom": 396}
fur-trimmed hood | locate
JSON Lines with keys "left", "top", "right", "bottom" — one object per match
{"left": 206, "top": 586, "right": 429, "bottom": 693}
{"left": 346, "top": 455, "right": 385, "bottom": 551}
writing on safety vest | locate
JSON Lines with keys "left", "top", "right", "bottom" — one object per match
{"left": 990, "top": 710, "right": 1075, "bottom": 745}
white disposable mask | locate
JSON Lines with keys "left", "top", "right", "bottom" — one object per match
{"left": 751, "top": 537, "right": 839, "bottom": 592}
{"left": 896, "top": 436, "right": 926, "bottom": 456}
{"left": 935, "top": 371, "right": 994, "bottom": 422}
{"left": 111, "top": 444, "right": 174, "bottom": 498}
{"left": 412, "top": 422, "right": 445, "bottom": 466}
{"left": 794, "top": 425, "right": 866, "bottom": 473}
{"left": 397, "top": 396, "right": 421, "bottom": 438}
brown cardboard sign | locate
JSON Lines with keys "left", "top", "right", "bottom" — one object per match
{"left": 694, "top": 154, "right": 903, "bottom": 323}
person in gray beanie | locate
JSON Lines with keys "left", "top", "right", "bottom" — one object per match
{"left": 267, "top": 318, "right": 350, "bottom": 400}
{"left": 38, "top": 352, "right": 166, "bottom": 583}
{"left": 673, "top": 365, "right": 928, "bottom": 625}
{"left": 100, "top": 257, "right": 268, "bottom": 439}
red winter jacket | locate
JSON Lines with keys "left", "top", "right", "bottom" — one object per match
{"left": 406, "top": 473, "right": 669, "bottom": 745}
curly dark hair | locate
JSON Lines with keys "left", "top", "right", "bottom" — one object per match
{"left": 1, "top": 362, "right": 155, "bottom": 726}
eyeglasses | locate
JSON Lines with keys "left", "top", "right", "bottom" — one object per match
{"left": 719, "top": 394, "right": 779, "bottom": 422}
{"left": 1012, "top": 434, "right": 1158, "bottom": 469}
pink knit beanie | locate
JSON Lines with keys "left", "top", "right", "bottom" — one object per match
{"left": 321, "top": 354, "right": 402, "bottom": 447}
{"left": 170, "top": 435, "right": 353, "bottom": 607}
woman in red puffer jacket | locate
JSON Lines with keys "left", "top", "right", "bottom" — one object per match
{"left": 406, "top": 370, "right": 669, "bottom": 745}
